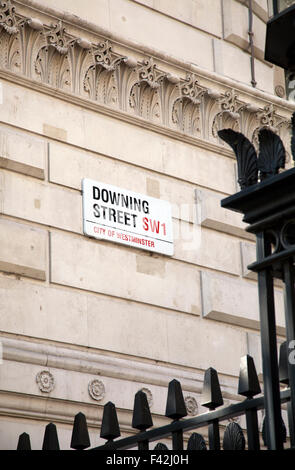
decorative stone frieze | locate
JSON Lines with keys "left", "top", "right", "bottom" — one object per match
{"left": 36, "top": 370, "right": 55, "bottom": 393}
{"left": 88, "top": 379, "right": 106, "bottom": 401}
{"left": 0, "top": 0, "right": 292, "bottom": 149}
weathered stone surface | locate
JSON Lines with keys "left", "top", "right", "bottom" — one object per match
{"left": 0, "top": 219, "right": 47, "bottom": 280}
{"left": 0, "top": 170, "right": 82, "bottom": 233}
{"left": 0, "top": 276, "right": 247, "bottom": 376}
{"left": 247, "top": 332, "right": 285, "bottom": 378}
{"left": 201, "top": 271, "right": 285, "bottom": 333}
{"left": 174, "top": 223, "right": 241, "bottom": 275}
{"left": 240, "top": 242, "right": 283, "bottom": 287}
{"left": 196, "top": 189, "right": 253, "bottom": 240}
{"left": 0, "top": 127, "right": 46, "bottom": 179}
{"left": 50, "top": 231, "right": 201, "bottom": 314}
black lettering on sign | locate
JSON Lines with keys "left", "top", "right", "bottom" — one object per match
{"left": 93, "top": 186, "right": 100, "bottom": 200}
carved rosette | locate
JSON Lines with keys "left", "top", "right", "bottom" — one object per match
{"left": 140, "top": 387, "right": 153, "bottom": 408}
{"left": 184, "top": 396, "right": 198, "bottom": 416}
{"left": 36, "top": 370, "right": 55, "bottom": 393}
{"left": 88, "top": 379, "right": 106, "bottom": 401}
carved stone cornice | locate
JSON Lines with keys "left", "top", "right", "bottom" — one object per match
{"left": 0, "top": 0, "right": 294, "bottom": 154}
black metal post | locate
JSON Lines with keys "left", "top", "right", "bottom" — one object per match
{"left": 138, "top": 440, "right": 149, "bottom": 450}
{"left": 172, "top": 428, "right": 183, "bottom": 450}
{"left": 208, "top": 419, "right": 220, "bottom": 450}
{"left": 245, "top": 408, "right": 260, "bottom": 450}
{"left": 283, "top": 259, "right": 295, "bottom": 447}
{"left": 256, "top": 232, "right": 283, "bottom": 449}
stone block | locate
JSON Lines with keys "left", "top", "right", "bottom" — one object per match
{"left": 50, "top": 231, "right": 201, "bottom": 314}
{"left": 108, "top": 0, "right": 214, "bottom": 69}
{"left": 240, "top": 241, "right": 283, "bottom": 287}
{"left": 222, "top": 0, "right": 266, "bottom": 60}
{"left": 0, "top": 277, "right": 89, "bottom": 344}
{"left": 49, "top": 141, "right": 235, "bottom": 224}
{"left": 213, "top": 38, "right": 252, "bottom": 85}
{"left": 247, "top": 332, "right": 285, "bottom": 378}
{"left": 174, "top": 222, "right": 241, "bottom": 275}
{"left": 0, "top": 277, "right": 246, "bottom": 375}
{"left": 0, "top": 126, "right": 46, "bottom": 179}
{"left": 0, "top": 170, "right": 82, "bottom": 233}
{"left": 201, "top": 271, "right": 285, "bottom": 333}
{"left": 240, "top": 241, "right": 256, "bottom": 280}
{"left": 196, "top": 189, "right": 254, "bottom": 240}
{"left": 0, "top": 219, "right": 47, "bottom": 280}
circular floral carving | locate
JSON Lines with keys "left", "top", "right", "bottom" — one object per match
{"left": 36, "top": 370, "right": 55, "bottom": 393}
{"left": 275, "top": 85, "right": 285, "bottom": 98}
{"left": 140, "top": 388, "right": 153, "bottom": 408}
{"left": 185, "top": 396, "right": 198, "bottom": 416}
{"left": 88, "top": 379, "right": 105, "bottom": 401}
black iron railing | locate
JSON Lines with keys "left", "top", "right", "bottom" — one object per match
{"left": 16, "top": 346, "right": 290, "bottom": 451}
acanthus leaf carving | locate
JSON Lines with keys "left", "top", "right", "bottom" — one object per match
{"left": 212, "top": 88, "right": 242, "bottom": 140}
{"left": 172, "top": 73, "right": 204, "bottom": 135}
{"left": 129, "top": 57, "right": 166, "bottom": 122}
{"left": 0, "top": 1, "right": 292, "bottom": 155}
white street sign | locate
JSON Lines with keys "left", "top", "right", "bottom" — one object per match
{"left": 82, "top": 179, "right": 174, "bottom": 256}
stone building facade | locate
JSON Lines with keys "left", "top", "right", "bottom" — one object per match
{"left": 0, "top": 0, "right": 293, "bottom": 449}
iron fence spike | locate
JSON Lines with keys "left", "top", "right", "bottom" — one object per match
{"left": 100, "top": 401, "right": 120, "bottom": 440}
{"left": 201, "top": 367, "right": 223, "bottom": 410}
{"left": 165, "top": 379, "right": 187, "bottom": 420}
{"left": 132, "top": 390, "right": 153, "bottom": 431}
{"left": 238, "top": 355, "right": 261, "bottom": 398}
{"left": 42, "top": 423, "right": 60, "bottom": 450}
{"left": 17, "top": 432, "right": 31, "bottom": 450}
{"left": 70, "top": 412, "right": 91, "bottom": 450}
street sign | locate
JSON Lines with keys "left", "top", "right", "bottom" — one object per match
{"left": 82, "top": 179, "right": 174, "bottom": 256}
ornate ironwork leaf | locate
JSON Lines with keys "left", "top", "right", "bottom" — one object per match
{"left": 187, "top": 433, "right": 207, "bottom": 450}
{"left": 291, "top": 112, "right": 295, "bottom": 162}
{"left": 223, "top": 422, "right": 245, "bottom": 450}
{"left": 218, "top": 129, "right": 258, "bottom": 189}
{"left": 154, "top": 443, "right": 169, "bottom": 450}
{"left": 257, "top": 128, "right": 285, "bottom": 181}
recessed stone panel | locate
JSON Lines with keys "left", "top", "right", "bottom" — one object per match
{"left": 0, "top": 219, "right": 47, "bottom": 280}
{"left": 196, "top": 189, "right": 254, "bottom": 240}
{"left": 0, "top": 127, "right": 46, "bottom": 179}
{"left": 201, "top": 271, "right": 285, "bottom": 333}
